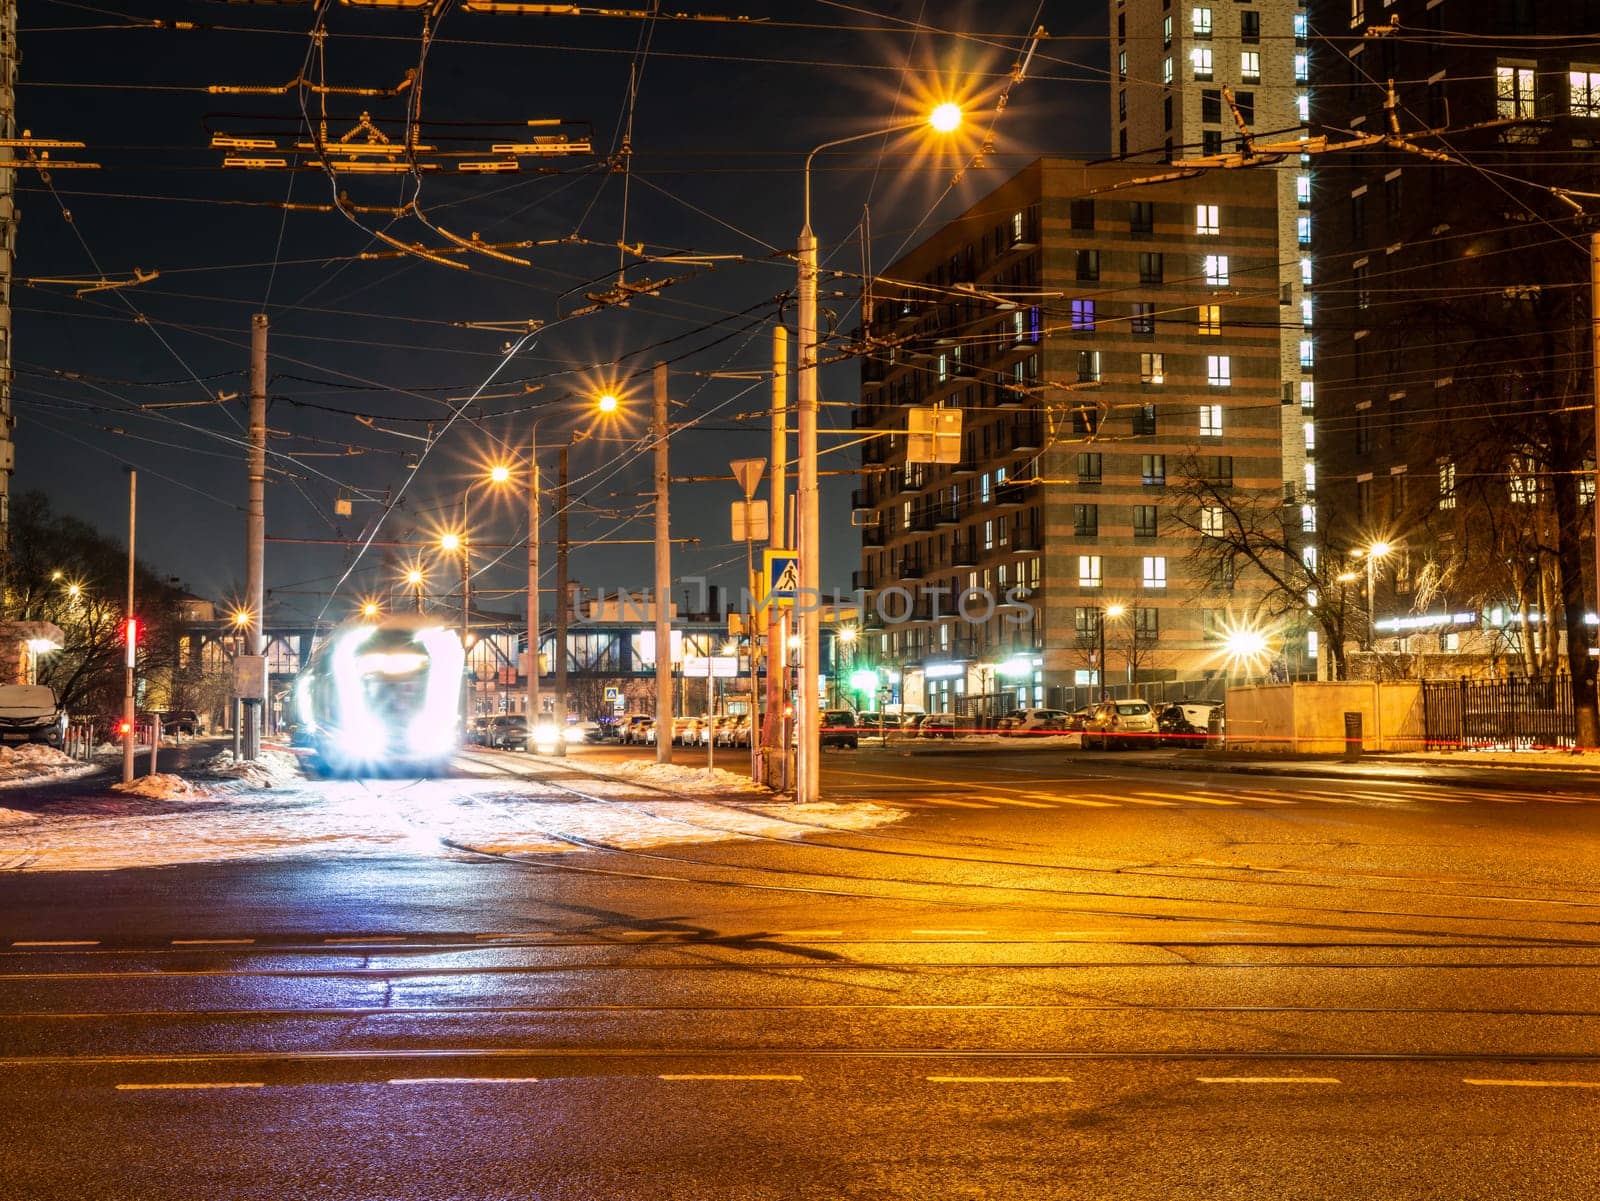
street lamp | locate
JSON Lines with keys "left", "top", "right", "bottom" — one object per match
{"left": 1099, "top": 603, "right": 1126, "bottom": 700}
{"left": 1359, "top": 541, "right": 1392, "bottom": 653}
{"left": 404, "top": 568, "right": 425, "bottom": 613}
{"left": 796, "top": 101, "right": 963, "bottom": 804}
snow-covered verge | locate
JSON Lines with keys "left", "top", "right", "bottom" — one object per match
{"left": 197, "top": 747, "right": 303, "bottom": 789}
{"left": 0, "top": 744, "right": 97, "bottom": 789}
{"left": 110, "top": 773, "right": 212, "bottom": 800}
{"left": 0, "top": 777, "right": 906, "bottom": 872}
{"left": 606, "top": 759, "right": 771, "bottom": 796}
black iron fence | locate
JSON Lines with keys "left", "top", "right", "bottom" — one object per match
{"left": 1421, "top": 676, "right": 1575, "bottom": 750}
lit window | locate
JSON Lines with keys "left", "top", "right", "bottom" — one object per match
{"left": 1294, "top": 53, "right": 1309, "bottom": 84}
{"left": 1299, "top": 339, "right": 1314, "bottom": 367}
{"left": 1141, "top": 352, "right": 1165, "bottom": 384}
{"left": 1196, "top": 204, "right": 1219, "bottom": 235}
{"left": 1197, "top": 303, "right": 1222, "bottom": 334}
{"left": 1302, "top": 503, "right": 1317, "bottom": 532}
{"left": 1241, "top": 51, "right": 1261, "bottom": 82}
{"left": 1071, "top": 299, "right": 1095, "bottom": 331}
{"left": 1296, "top": 93, "right": 1309, "bottom": 123}
{"left": 1300, "top": 257, "right": 1312, "bottom": 285}
{"left": 1297, "top": 215, "right": 1311, "bottom": 245}
{"left": 1304, "top": 461, "right": 1316, "bottom": 492}
{"left": 1077, "top": 350, "right": 1101, "bottom": 383}
{"left": 1119, "top": 49, "right": 1128, "bottom": 81}
{"left": 1191, "top": 47, "right": 1213, "bottom": 81}
{"left": 1498, "top": 62, "right": 1536, "bottom": 119}
{"left": 1193, "top": 8, "right": 1213, "bottom": 37}
{"left": 1295, "top": 13, "right": 1308, "bottom": 40}
{"left": 1163, "top": 56, "right": 1174, "bottom": 85}
{"left": 1142, "top": 454, "right": 1166, "bottom": 486}
{"left": 1296, "top": 174, "right": 1311, "bottom": 205}
{"left": 1199, "top": 404, "right": 1223, "bottom": 436}
{"left": 1572, "top": 69, "right": 1600, "bottom": 117}
{"left": 1078, "top": 556, "right": 1103, "bottom": 588}
{"left": 1303, "top": 546, "right": 1318, "bottom": 573}
{"left": 1439, "top": 459, "right": 1457, "bottom": 509}
{"left": 1204, "top": 255, "right": 1229, "bottom": 285}
{"left": 1142, "top": 556, "right": 1167, "bottom": 589}
{"left": 1206, "top": 355, "right": 1231, "bottom": 386}
{"left": 1304, "top": 421, "right": 1315, "bottom": 450}
{"left": 938, "top": 353, "right": 948, "bottom": 382}
{"left": 1300, "top": 380, "right": 1315, "bottom": 409}
{"left": 984, "top": 519, "right": 994, "bottom": 550}
{"left": 1201, "top": 506, "right": 1225, "bottom": 536}
{"left": 1163, "top": 15, "right": 1173, "bottom": 47}
{"left": 1302, "top": 297, "right": 1313, "bottom": 327}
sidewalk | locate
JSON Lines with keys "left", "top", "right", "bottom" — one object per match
{"left": 1123, "top": 746, "right": 1600, "bottom": 787}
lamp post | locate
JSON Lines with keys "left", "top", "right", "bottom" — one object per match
{"left": 1362, "top": 540, "right": 1392, "bottom": 653}
{"left": 442, "top": 463, "right": 513, "bottom": 725}
{"left": 405, "top": 568, "right": 425, "bottom": 613}
{"left": 1098, "top": 603, "right": 1125, "bottom": 701}
{"left": 795, "top": 101, "right": 962, "bottom": 804}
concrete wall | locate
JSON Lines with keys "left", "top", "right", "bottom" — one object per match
{"left": 1223, "top": 681, "right": 1423, "bottom": 752}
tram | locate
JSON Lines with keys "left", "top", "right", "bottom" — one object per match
{"left": 294, "top": 615, "right": 466, "bottom": 776}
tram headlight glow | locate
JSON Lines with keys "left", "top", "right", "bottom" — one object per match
{"left": 408, "top": 626, "right": 466, "bottom": 755}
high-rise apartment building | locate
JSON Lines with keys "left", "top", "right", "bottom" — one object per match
{"left": 1113, "top": 0, "right": 1315, "bottom": 589}
{"left": 1308, "top": 1, "right": 1600, "bottom": 681}
{"left": 854, "top": 160, "right": 1284, "bottom": 714}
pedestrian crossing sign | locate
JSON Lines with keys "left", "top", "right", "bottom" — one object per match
{"left": 762, "top": 549, "right": 798, "bottom": 607}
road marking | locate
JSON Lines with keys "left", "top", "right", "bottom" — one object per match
{"left": 927, "top": 1075, "right": 1074, "bottom": 1084}
{"left": 171, "top": 938, "right": 256, "bottom": 946}
{"left": 1463, "top": 1078, "right": 1600, "bottom": 1089}
{"left": 323, "top": 936, "right": 409, "bottom": 944}
{"left": 12, "top": 940, "right": 99, "bottom": 947}
{"left": 1197, "top": 1076, "right": 1340, "bottom": 1085}
{"left": 115, "top": 1082, "right": 264, "bottom": 1091}
{"left": 1130, "top": 791, "right": 1233, "bottom": 806}
{"left": 388, "top": 1077, "right": 541, "bottom": 1085}
{"left": 983, "top": 795, "right": 1056, "bottom": 809}
{"left": 922, "top": 797, "right": 997, "bottom": 809}
{"left": 1040, "top": 794, "right": 1117, "bottom": 808}
{"left": 658, "top": 1074, "right": 803, "bottom": 1082}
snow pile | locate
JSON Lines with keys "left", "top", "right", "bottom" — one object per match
{"left": 198, "top": 747, "right": 302, "bottom": 789}
{"left": 608, "top": 760, "right": 770, "bottom": 796}
{"left": 109, "top": 773, "right": 212, "bottom": 800}
{"left": 0, "top": 744, "right": 95, "bottom": 787}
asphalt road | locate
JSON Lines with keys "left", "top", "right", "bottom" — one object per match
{"left": 2, "top": 744, "right": 1598, "bottom": 1199}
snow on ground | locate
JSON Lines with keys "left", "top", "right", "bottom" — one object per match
{"left": 607, "top": 759, "right": 771, "bottom": 795}
{"left": 0, "top": 744, "right": 97, "bottom": 789}
{"left": 109, "top": 773, "right": 212, "bottom": 800}
{"left": 0, "top": 774, "right": 906, "bottom": 872}
{"left": 197, "top": 746, "right": 303, "bottom": 789}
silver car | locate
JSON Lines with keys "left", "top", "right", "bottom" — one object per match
{"left": 1083, "top": 699, "right": 1159, "bottom": 750}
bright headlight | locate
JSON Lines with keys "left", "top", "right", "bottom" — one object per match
{"left": 562, "top": 725, "right": 586, "bottom": 744}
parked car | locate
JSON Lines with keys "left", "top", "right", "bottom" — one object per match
{"left": 1158, "top": 701, "right": 1219, "bottom": 745}
{"left": 0, "top": 685, "right": 68, "bottom": 748}
{"left": 486, "top": 715, "right": 530, "bottom": 750}
{"left": 620, "top": 714, "right": 655, "bottom": 745}
{"left": 998, "top": 708, "right": 1070, "bottom": 736}
{"left": 901, "top": 714, "right": 931, "bottom": 737}
{"left": 1064, "top": 707, "right": 1094, "bottom": 731}
{"left": 467, "top": 716, "right": 493, "bottom": 746}
{"left": 919, "top": 712, "right": 974, "bottom": 740}
{"left": 820, "top": 708, "right": 859, "bottom": 749}
{"left": 1083, "top": 699, "right": 1160, "bottom": 750}
{"left": 155, "top": 710, "right": 201, "bottom": 736}
{"left": 672, "top": 716, "right": 704, "bottom": 746}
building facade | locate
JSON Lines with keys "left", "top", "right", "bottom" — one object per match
{"left": 855, "top": 159, "right": 1287, "bottom": 715}
{"left": 1114, "top": 0, "right": 1316, "bottom": 573}
{"left": 1308, "top": 0, "right": 1600, "bottom": 678}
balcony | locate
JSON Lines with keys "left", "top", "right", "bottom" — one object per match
{"left": 1012, "top": 418, "right": 1045, "bottom": 452}
{"left": 952, "top": 539, "right": 979, "bottom": 567}
{"left": 995, "top": 483, "right": 1031, "bottom": 509}
{"left": 897, "top": 557, "right": 925, "bottom": 580}
{"left": 1013, "top": 529, "right": 1041, "bottom": 552}
{"left": 863, "top": 526, "right": 886, "bottom": 547}
{"left": 852, "top": 570, "right": 875, "bottom": 593}
{"left": 851, "top": 487, "right": 874, "bottom": 510}
{"left": 933, "top": 502, "right": 962, "bottom": 526}
{"left": 910, "top": 508, "right": 937, "bottom": 533}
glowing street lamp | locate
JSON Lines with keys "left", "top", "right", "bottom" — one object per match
{"left": 1357, "top": 541, "right": 1393, "bottom": 651}
{"left": 795, "top": 100, "right": 964, "bottom": 803}
{"left": 1098, "top": 603, "right": 1126, "bottom": 698}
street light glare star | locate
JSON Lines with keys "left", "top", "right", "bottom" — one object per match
{"left": 1105, "top": 603, "right": 1126, "bottom": 619}
{"left": 929, "top": 103, "right": 963, "bottom": 133}
{"left": 406, "top": 570, "right": 424, "bottom": 586}
{"left": 1369, "top": 540, "right": 1392, "bottom": 558}
{"left": 440, "top": 532, "right": 462, "bottom": 552}
{"left": 597, "top": 393, "right": 620, "bottom": 415}
{"left": 489, "top": 465, "right": 511, "bottom": 484}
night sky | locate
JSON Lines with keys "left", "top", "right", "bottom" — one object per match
{"left": 15, "top": 0, "right": 1106, "bottom": 627}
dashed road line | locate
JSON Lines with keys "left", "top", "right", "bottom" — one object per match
{"left": 115, "top": 1082, "right": 263, "bottom": 1091}
{"left": 927, "top": 1076, "right": 1074, "bottom": 1084}
{"left": 323, "top": 936, "right": 409, "bottom": 945}
{"left": 171, "top": 938, "right": 256, "bottom": 946}
{"left": 658, "top": 1074, "right": 804, "bottom": 1082}
{"left": 389, "top": 1077, "right": 541, "bottom": 1085}
{"left": 1463, "top": 1078, "right": 1600, "bottom": 1089}
{"left": 12, "top": 940, "right": 98, "bottom": 948}
{"left": 1196, "top": 1076, "right": 1341, "bottom": 1085}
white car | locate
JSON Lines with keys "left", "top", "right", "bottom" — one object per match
{"left": 999, "top": 708, "right": 1070, "bottom": 736}
{"left": 0, "top": 685, "right": 68, "bottom": 748}
{"left": 1083, "top": 700, "right": 1159, "bottom": 750}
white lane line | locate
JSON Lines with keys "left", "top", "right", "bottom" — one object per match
{"left": 388, "top": 1077, "right": 541, "bottom": 1085}
{"left": 1464, "top": 1078, "right": 1600, "bottom": 1089}
{"left": 115, "top": 1082, "right": 264, "bottom": 1091}
{"left": 658, "top": 1074, "right": 804, "bottom": 1082}
{"left": 1040, "top": 795, "right": 1117, "bottom": 808}
{"left": 927, "top": 1076, "right": 1074, "bottom": 1084}
{"left": 171, "top": 938, "right": 256, "bottom": 946}
{"left": 1129, "top": 791, "right": 1233, "bottom": 807}
{"left": 1197, "top": 1076, "right": 1341, "bottom": 1085}
{"left": 13, "top": 940, "right": 99, "bottom": 947}
{"left": 922, "top": 797, "right": 998, "bottom": 809}
{"left": 983, "top": 795, "right": 1056, "bottom": 809}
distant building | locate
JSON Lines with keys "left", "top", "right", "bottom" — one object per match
{"left": 855, "top": 158, "right": 1287, "bottom": 714}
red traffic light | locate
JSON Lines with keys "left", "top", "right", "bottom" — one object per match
{"left": 118, "top": 720, "right": 132, "bottom": 736}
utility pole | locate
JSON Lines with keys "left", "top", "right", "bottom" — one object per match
{"left": 0, "top": 0, "right": 17, "bottom": 563}
{"left": 245, "top": 314, "right": 267, "bottom": 761}
{"left": 122, "top": 469, "right": 136, "bottom": 785}
{"left": 554, "top": 444, "right": 570, "bottom": 755}
{"left": 527, "top": 430, "right": 541, "bottom": 722}
{"left": 765, "top": 326, "right": 789, "bottom": 791}
{"left": 1588, "top": 230, "right": 1600, "bottom": 749}
{"left": 654, "top": 363, "right": 673, "bottom": 764}
{"left": 796, "top": 223, "right": 820, "bottom": 805}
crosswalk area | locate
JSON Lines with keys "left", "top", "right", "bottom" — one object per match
{"left": 827, "top": 769, "right": 1597, "bottom": 812}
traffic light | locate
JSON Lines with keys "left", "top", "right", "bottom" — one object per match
{"left": 118, "top": 720, "right": 132, "bottom": 736}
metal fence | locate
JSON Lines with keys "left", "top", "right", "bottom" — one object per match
{"left": 1421, "top": 676, "right": 1576, "bottom": 750}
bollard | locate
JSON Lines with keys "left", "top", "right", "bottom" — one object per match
{"left": 1343, "top": 711, "right": 1363, "bottom": 761}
